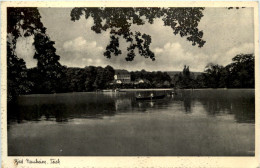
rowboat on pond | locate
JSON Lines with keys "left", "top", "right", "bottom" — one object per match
{"left": 102, "top": 89, "right": 114, "bottom": 92}
{"left": 136, "top": 93, "right": 166, "bottom": 101}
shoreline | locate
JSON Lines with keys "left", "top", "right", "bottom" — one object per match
{"left": 17, "top": 88, "right": 255, "bottom": 97}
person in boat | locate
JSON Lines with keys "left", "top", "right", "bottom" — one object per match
{"left": 137, "top": 93, "right": 142, "bottom": 98}
{"left": 150, "top": 93, "right": 154, "bottom": 98}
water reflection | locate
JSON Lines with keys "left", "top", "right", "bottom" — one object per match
{"left": 182, "top": 92, "right": 192, "bottom": 113}
{"left": 191, "top": 89, "right": 255, "bottom": 123}
{"left": 8, "top": 89, "right": 255, "bottom": 124}
{"left": 8, "top": 93, "right": 117, "bottom": 123}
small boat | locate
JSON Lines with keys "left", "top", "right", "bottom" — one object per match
{"left": 170, "top": 91, "right": 177, "bottom": 95}
{"left": 102, "top": 89, "right": 114, "bottom": 92}
{"left": 114, "top": 89, "right": 119, "bottom": 92}
{"left": 136, "top": 94, "right": 166, "bottom": 101}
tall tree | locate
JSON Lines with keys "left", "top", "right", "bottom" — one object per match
{"left": 7, "top": 41, "right": 32, "bottom": 102}
{"left": 71, "top": 8, "right": 206, "bottom": 61}
{"left": 7, "top": 8, "right": 63, "bottom": 99}
{"left": 7, "top": 8, "right": 46, "bottom": 39}
{"left": 30, "top": 33, "right": 63, "bottom": 93}
{"left": 182, "top": 65, "right": 191, "bottom": 88}
{"left": 103, "top": 65, "right": 115, "bottom": 84}
{"left": 84, "top": 66, "right": 97, "bottom": 91}
{"left": 227, "top": 54, "right": 254, "bottom": 88}
{"left": 203, "top": 63, "right": 224, "bottom": 88}
{"left": 7, "top": 8, "right": 46, "bottom": 101}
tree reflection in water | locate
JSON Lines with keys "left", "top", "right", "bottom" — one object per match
{"left": 7, "top": 89, "right": 255, "bottom": 124}
{"left": 177, "top": 89, "right": 255, "bottom": 123}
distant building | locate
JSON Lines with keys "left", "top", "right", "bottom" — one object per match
{"left": 134, "top": 78, "right": 150, "bottom": 85}
{"left": 114, "top": 69, "right": 131, "bottom": 84}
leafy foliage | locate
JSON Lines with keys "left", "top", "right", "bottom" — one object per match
{"left": 227, "top": 54, "right": 254, "bottom": 88}
{"left": 7, "top": 7, "right": 63, "bottom": 101}
{"left": 7, "top": 7, "right": 46, "bottom": 39}
{"left": 71, "top": 7, "right": 206, "bottom": 61}
{"left": 171, "top": 54, "right": 254, "bottom": 89}
{"left": 227, "top": 7, "right": 245, "bottom": 10}
{"left": 7, "top": 41, "right": 33, "bottom": 102}
{"left": 203, "top": 63, "right": 225, "bottom": 88}
{"left": 28, "top": 33, "right": 63, "bottom": 93}
{"left": 130, "top": 70, "right": 172, "bottom": 88}
{"left": 7, "top": 7, "right": 45, "bottom": 102}
{"left": 171, "top": 65, "right": 196, "bottom": 88}
{"left": 58, "top": 66, "right": 115, "bottom": 92}
{"left": 198, "top": 54, "right": 254, "bottom": 88}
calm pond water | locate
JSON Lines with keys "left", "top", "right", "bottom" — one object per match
{"left": 8, "top": 89, "right": 255, "bottom": 156}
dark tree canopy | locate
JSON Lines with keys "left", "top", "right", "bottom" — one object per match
{"left": 33, "top": 33, "right": 61, "bottom": 75}
{"left": 7, "top": 7, "right": 46, "bottom": 40}
{"left": 7, "top": 7, "right": 46, "bottom": 102}
{"left": 227, "top": 54, "right": 254, "bottom": 88}
{"left": 7, "top": 7, "right": 62, "bottom": 101}
{"left": 200, "top": 54, "right": 254, "bottom": 88}
{"left": 71, "top": 7, "right": 206, "bottom": 61}
{"left": 7, "top": 41, "right": 32, "bottom": 102}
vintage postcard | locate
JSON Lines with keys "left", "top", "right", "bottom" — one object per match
{"left": 1, "top": 1, "right": 259, "bottom": 168}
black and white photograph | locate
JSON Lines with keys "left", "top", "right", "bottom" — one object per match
{"left": 1, "top": 1, "right": 259, "bottom": 167}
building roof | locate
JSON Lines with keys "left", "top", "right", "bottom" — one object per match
{"left": 115, "top": 69, "right": 130, "bottom": 75}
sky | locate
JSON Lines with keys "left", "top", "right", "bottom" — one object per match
{"left": 15, "top": 7, "right": 255, "bottom": 72}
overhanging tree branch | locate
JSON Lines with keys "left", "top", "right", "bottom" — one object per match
{"left": 70, "top": 7, "right": 206, "bottom": 61}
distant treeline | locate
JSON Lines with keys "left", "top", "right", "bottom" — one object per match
{"left": 7, "top": 52, "right": 254, "bottom": 103}
{"left": 127, "top": 53, "right": 255, "bottom": 89}
{"left": 28, "top": 66, "right": 173, "bottom": 93}
{"left": 194, "top": 54, "right": 254, "bottom": 89}
{"left": 56, "top": 66, "right": 115, "bottom": 92}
